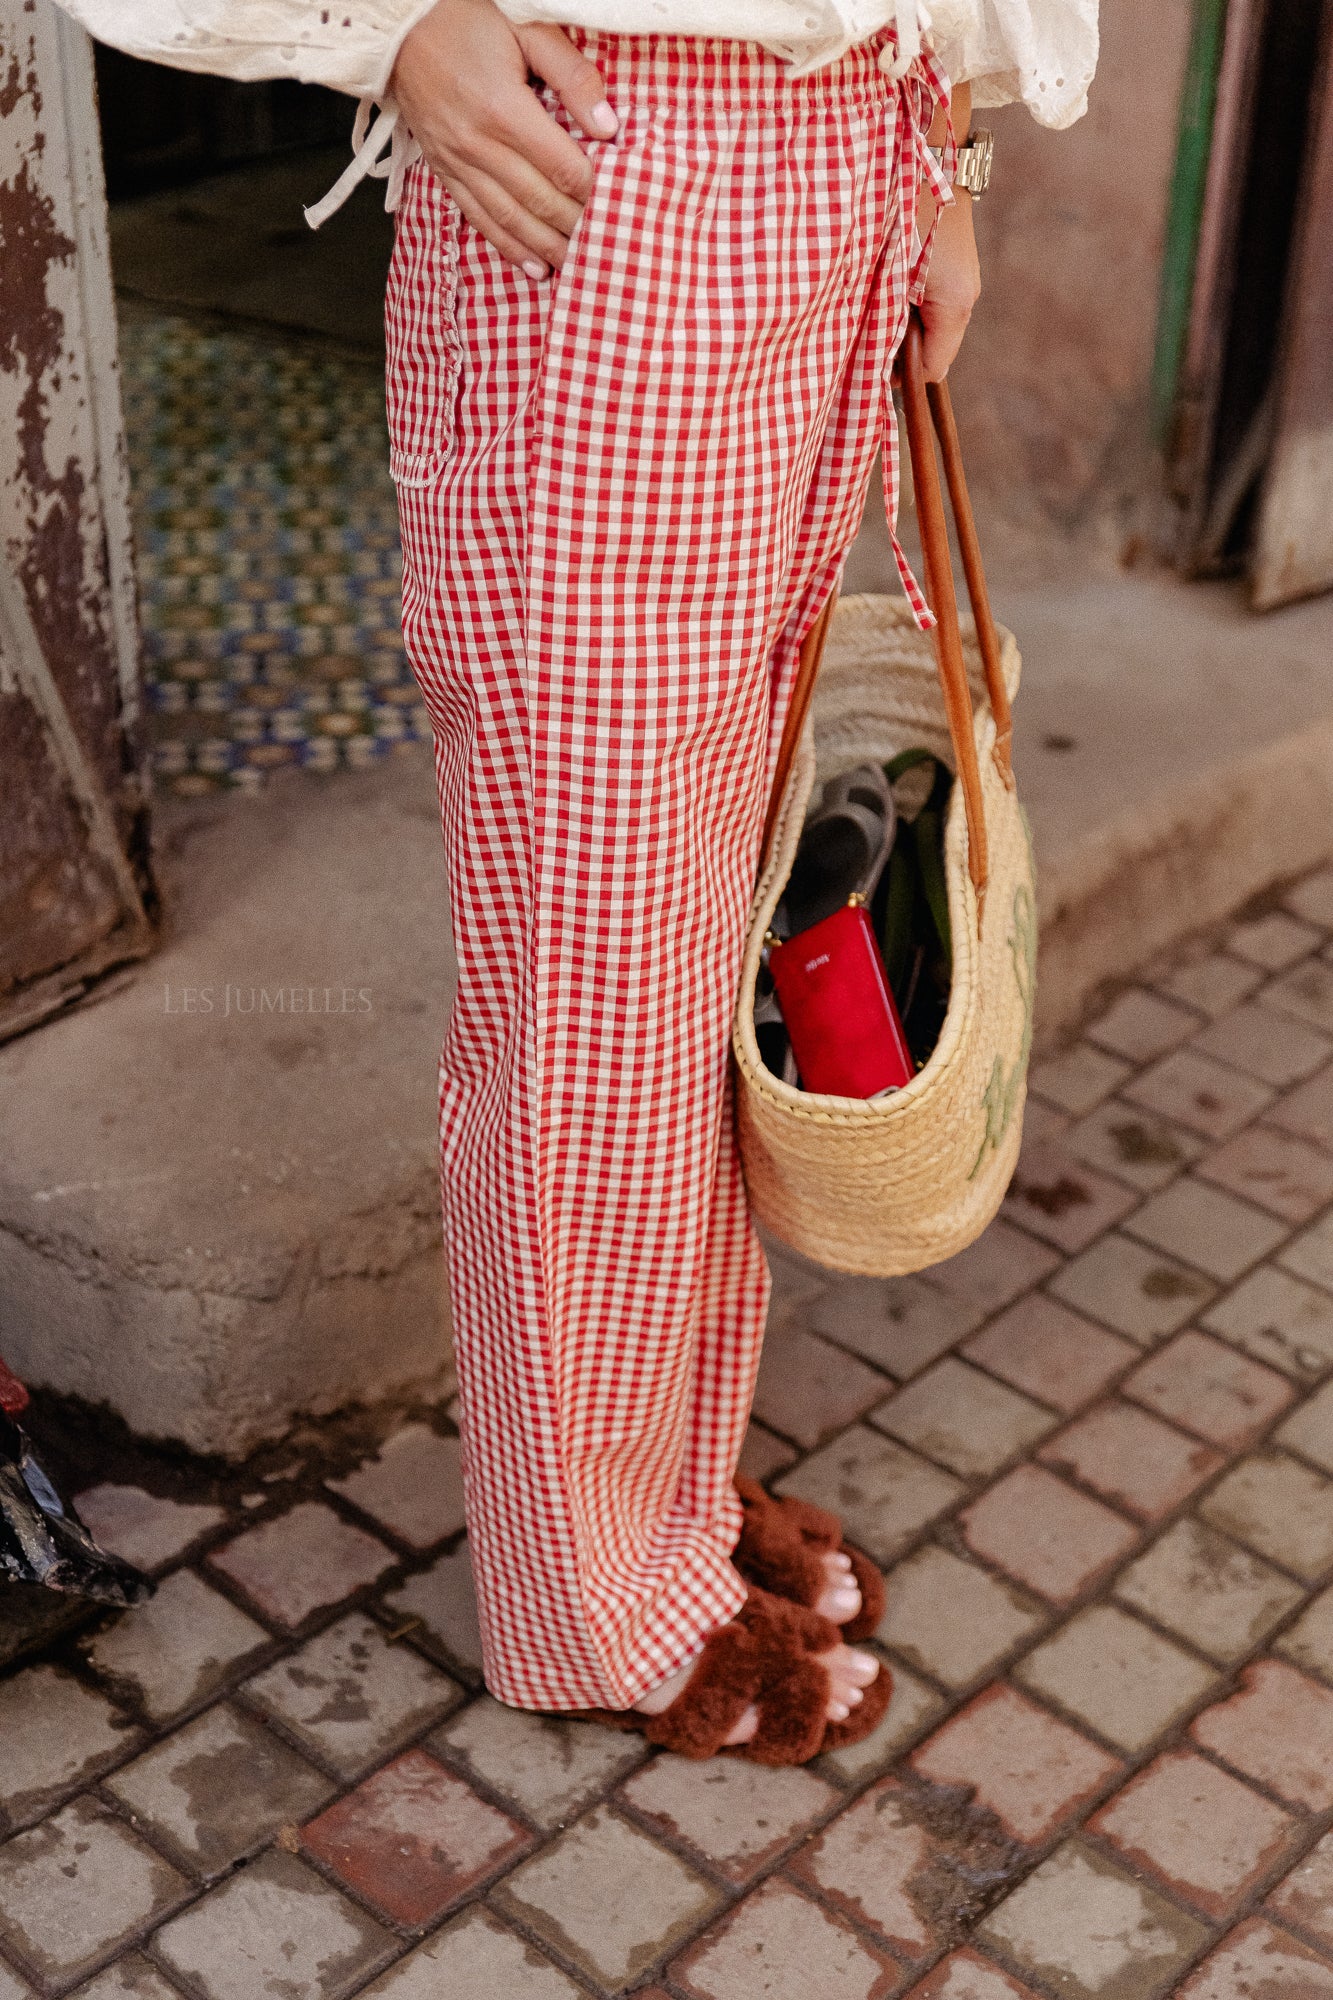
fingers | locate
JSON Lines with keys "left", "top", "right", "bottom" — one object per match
{"left": 516, "top": 21, "right": 619, "bottom": 140}
{"left": 918, "top": 297, "right": 973, "bottom": 382}
{"left": 918, "top": 192, "right": 981, "bottom": 381}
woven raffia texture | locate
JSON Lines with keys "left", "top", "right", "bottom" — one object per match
{"left": 733, "top": 593, "right": 1035, "bottom": 1275}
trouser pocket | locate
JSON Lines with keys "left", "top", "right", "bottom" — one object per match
{"left": 385, "top": 158, "right": 463, "bottom": 487}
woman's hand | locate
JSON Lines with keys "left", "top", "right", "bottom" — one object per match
{"left": 390, "top": 0, "right": 617, "bottom": 280}
{"left": 919, "top": 192, "right": 981, "bottom": 380}
{"left": 917, "top": 81, "right": 981, "bottom": 381}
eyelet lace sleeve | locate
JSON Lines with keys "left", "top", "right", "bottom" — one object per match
{"left": 925, "top": 0, "right": 1098, "bottom": 128}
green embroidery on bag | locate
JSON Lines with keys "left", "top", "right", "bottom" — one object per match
{"left": 970, "top": 871, "right": 1037, "bottom": 1180}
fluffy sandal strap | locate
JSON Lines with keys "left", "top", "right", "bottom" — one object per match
{"left": 734, "top": 1478, "right": 886, "bottom": 1643}
{"left": 642, "top": 1587, "right": 840, "bottom": 1765}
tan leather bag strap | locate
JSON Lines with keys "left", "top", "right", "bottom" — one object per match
{"left": 760, "top": 313, "right": 1012, "bottom": 903}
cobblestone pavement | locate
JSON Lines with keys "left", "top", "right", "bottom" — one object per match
{"left": 7, "top": 877, "right": 1333, "bottom": 1997}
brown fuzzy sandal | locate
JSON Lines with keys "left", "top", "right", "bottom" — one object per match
{"left": 580, "top": 1585, "right": 893, "bottom": 1766}
{"left": 732, "top": 1476, "right": 885, "bottom": 1643}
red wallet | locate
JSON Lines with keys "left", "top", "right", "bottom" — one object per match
{"left": 767, "top": 900, "right": 915, "bottom": 1098}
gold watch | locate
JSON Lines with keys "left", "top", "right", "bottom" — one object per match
{"left": 929, "top": 128, "right": 994, "bottom": 198}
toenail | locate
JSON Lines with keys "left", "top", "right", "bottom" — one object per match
{"left": 846, "top": 1686, "right": 863, "bottom": 1704}
{"left": 829, "top": 1701, "right": 850, "bottom": 1719}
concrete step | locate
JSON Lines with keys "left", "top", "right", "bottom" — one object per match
{"left": 3, "top": 569, "right": 1330, "bottom": 1456}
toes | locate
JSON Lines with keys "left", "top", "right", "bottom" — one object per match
{"left": 723, "top": 1704, "right": 760, "bottom": 1746}
{"left": 846, "top": 1650, "right": 879, "bottom": 1686}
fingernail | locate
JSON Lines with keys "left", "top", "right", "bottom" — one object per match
{"left": 590, "top": 98, "right": 619, "bottom": 136}
{"left": 522, "top": 259, "right": 547, "bottom": 281}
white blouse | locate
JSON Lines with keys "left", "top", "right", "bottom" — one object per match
{"left": 59, "top": 0, "right": 1096, "bottom": 222}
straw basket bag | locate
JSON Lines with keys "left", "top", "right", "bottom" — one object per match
{"left": 732, "top": 317, "right": 1035, "bottom": 1276}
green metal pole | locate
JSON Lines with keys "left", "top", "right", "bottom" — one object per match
{"left": 1151, "top": 0, "right": 1231, "bottom": 440}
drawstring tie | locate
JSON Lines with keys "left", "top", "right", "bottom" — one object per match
{"left": 304, "top": 96, "right": 421, "bottom": 231}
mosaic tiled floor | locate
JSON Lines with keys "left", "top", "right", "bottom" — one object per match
{"left": 120, "top": 308, "right": 428, "bottom": 798}
{"left": 6, "top": 878, "right": 1333, "bottom": 1996}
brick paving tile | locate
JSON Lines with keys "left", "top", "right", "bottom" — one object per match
{"left": 1160, "top": 952, "right": 1263, "bottom": 1020}
{"left": 753, "top": 1321, "right": 892, "bottom": 1448}
{"left": 1029, "top": 1043, "right": 1132, "bottom": 1116}
{"left": 1174, "top": 1918, "right": 1333, "bottom": 1999}
{"left": 1065, "top": 1101, "right": 1204, "bottom": 1195}
{"left": 1115, "top": 1519, "right": 1303, "bottom": 1664}
{"left": 777, "top": 1428, "right": 964, "bottom": 1568}
{"left": 1038, "top": 1401, "right": 1223, "bottom": 1521}
{"left": 1191, "top": 1658, "right": 1333, "bottom": 1810}
{"left": 434, "top": 1695, "right": 644, "bottom": 1829}
{"left": 1284, "top": 866, "right": 1333, "bottom": 928}
{"left": 620, "top": 1754, "right": 836, "bottom": 1883}
{"left": 1280, "top": 1378, "right": 1333, "bottom": 1472}
{"left": 83, "top": 1570, "right": 269, "bottom": 1723}
{"left": 976, "top": 1841, "right": 1209, "bottom": 2000}
{"left": 359, "top": 1906, "right": 582, "bottom": 1997}
{"left": 1192, "top": 1003, "right": 1332, "bottom": 1089}
{"left": 1021, "top": 1096, "right": 1071, "bottom": 1145}
{"left": 962, "top": 1298, "right": 1138, "bottom": 1414}
{"left": 674, "top": 1876, "right": 901, "bottom": 2000}
{"left": 1048, "top": 1234, "right": 1216, "bottom": 1345}
{"left": 208, "top": 1502, "right": 393, "bottom": 1628}
{"left": 107, "top": 1701, "right": 334, "bottom": 1876}
{"left": 1123, "top": 1329, "right": 1294, "bottom": 1447}
{"left": 1201, "top": 1450, "right": 1333, "bottom": 1581}
{"left": 765, "top": 1239, "right": 830, "bottom": 1316}
{"left": 737, "top": 1422, "right": 798, "bottom": 1482}
{"left": 1087, "top": 989, "right": 1200, "bottom": 1064}
{"left": 1266, "top": 1830, "right": 1333, "bottom": 1952}
{"left": 1014, "top": 1603, "right": 1218, "bottom": 1753}
{"left": 1203, "top": 1263, "right": 1333, "bottom": 1382}
{"left": 1002, "top": 1142, "right": 1140, "bottom": 1256}
{"left": 1124, "top": 1178, "right": 1288, "bottom": 1283}
{"left": 910, "top": 1685, "right": 1119, "bottom": 1843}
{"left": 1229, "top": 911, "right": 1323, "bottom": 971}
{"left": 959, "top": 1465, "right": 1140, "bottom": 1604}
{"left": 1266, "top": 1060, "right": 1333, "bottom": 1150}
{"left": 74, "top": 1957, "right": 180, "bottom": 1998}
{"left": 817, "top": 1661, "right": 945, "bottom": 1782}
{"left": 1198, "top": 1123, "right": 1333, "bottom": 1223}
{"left": 492, "top": 1806, "right": 720, "bottom": 1994}
{"left": 1277, "top": 1584, "right": 1333, "bottom": 1683}
{"left": 0, "top": 1666, "right": 135, "bottom": 1831}
{"left": 876, "top": 1545, "right": 1045, "bottom": 1688}
{"left": 1122, "top": 1046, "right": 1275, "bottom": 1141}
{"left": 244, "top": 1611, "right": 460, "bottom": 1779}
{"left": 1262, "top": 957, "right": 1333, "bottom": 1036}
{"left": 870, "top": 1359, "right": 1056, "bottom": 1480}
{"left": 1089, "top": 1747, "right": 1297, "bottom": 1920}
{"left": 0, "top": 1964, "right": 29, "bottom": 2000}
{"left": 790, "top": 1774, "right": 1021, "bottom": 1963}
{"left": 1281, "top": 1210, "right": 1333, "bottom": 1294}
{"left": 0, "top": 1797, "right": 188, "bottom": 1988}
{"left": 325, "top": 1425, "right": 465, "bottom": 1548}
{"left": 73, "top": 1485, "right": 226, "bottom": 1573}
{"left": 924, "top": 1220, "right": 1061, "bottom": 1316}
{"left": 904, "top": 1949, "right": 1042, "bottom": 2000}
{"left": 813, "top": 1275, "right": 983, "bottom": 1381}
{"left": 154, "top": 1848, "right": 391, "bottom": 2000}
{"left": 382, "top": 1543, "right": 483, "bottom": 1674}
{"left": 301, "top": 1747, "right": 528, "bottom": 1927}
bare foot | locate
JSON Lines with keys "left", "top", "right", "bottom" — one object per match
{"left": 814, "top": 1549, "right": 863, "bottom": 1625}
{"left": 635, "top": 1628, "right": 879, "bottom": 1746}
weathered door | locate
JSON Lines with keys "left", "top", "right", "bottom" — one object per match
{"left": 0, "top": 0, "right": 156, "bottom": 1040}
{"left": 1251, "top": 8, "right": 1333, "bottom": 608}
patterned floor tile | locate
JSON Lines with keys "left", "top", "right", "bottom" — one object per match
{"left": 73, "top": 1486, "right": 227, "bottom": 1572}
{"left": 1276, "top": 1583, "right": 1333, "bottom": 1683}
{"left": 1001, "top": 1141, "right": 1140, "bottom": 1255}
{"left": 1229, "top": 912, "right": 1322, "bottom": 971}
{"left": 1265, "top": 1829, "right": 1333, "bottom": 1952}
{"left": 1196, "top": 1122, "right": 1333, "bottom": 1223}
{"left": 1199, "top": 1449, "right": 1333, "bottom": 1582}
{"left": 962, "top": 1297, "right": 1138, "bottom": 1413}
{"left": 325, "top": 1426, "right": 465, "bottom": 1549}
{"left": 959, "top": 1465, "right": 1140, "bottom": 1604}
{"left": 1122, "top": 1047, "right": 1275, "bottom": 1142}
{"left": 1038, "top": 1401, "right": 1223, "bottom": 1521}
{"left": 434, "top": 1696, "right": 645, "bottom": 1830}
{"left": 1123, "top": 1329, "right": 1295, "bottom": 1446}
{"left": 208, "top": 1502, "right": 394, "bottom": 1628}
{"left": 359, "top": 1907, "right": 583, "bottom": 1997}
{"left": 1086, "top": 990, "right": 1200, "bottom": 1064}
{"left": 777, "top": 1428, "right": 964, "bottom": 1567}
{"left": 910, "top": 1685, "right": 1119, "bottom": 1842}
{"left": 1202, "top": 1264, "right": 1333, "bottom": 1382}
{"left": 0, "top": 1667, "right": 137, "bottom": 1831}
{"left": 1064, "top": 1101, "right": 1205, "bottom": 1195}
{"left": 1191, "top": 1658, "right": 1333, "bottom": 1810}
{"left": 812, "top": 1274, "right": 984, "bottom": 1381}
{"left": 870, "top": 1358, "right": 1056, "bottom": 1480}
{"left": 1174, "top": 1918, "right": 1333, "bottom": 1998}
{"left": 1029, "top": 1044, "right": 1131, "bottom": 1117}
{"left": 82, "top": 1570, "right": 270, "bottom": 1723}
{"left": 381, "top": 1544, "right": 484, "bottom": 1676}
{"left": 877, "top": 1544, "right": 1046, "bottom": 1688}
{"left": 1047, "top": 1234, "right": 1216, "bottom": 1345}
{"left": 1115, "top": 1520, "right": 1304, "bottom": 1664}
{"left": 620, "top": 1755, "right": 836, "bottom": 1883}
{"left": 1123, "top": 1177, "right": 1287, "bottom": 1283}
{"left": 1159, "top": 952, "right": 1262, "bottom": 1021}
{"left": 753, "top": 1322, "right": 893, "bottom": 1448}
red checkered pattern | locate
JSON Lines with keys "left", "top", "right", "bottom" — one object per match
{"left": 389, "top": 27, "right": 948, "bottom": 1710}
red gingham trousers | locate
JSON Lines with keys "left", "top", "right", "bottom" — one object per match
{"left": 389, "top": 27, "right": 946, "bottom": 1710}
